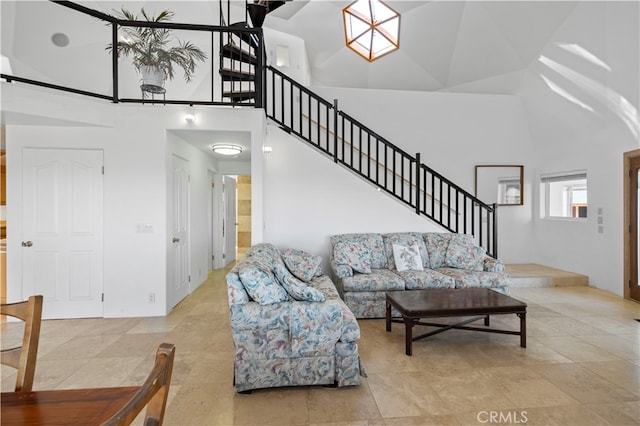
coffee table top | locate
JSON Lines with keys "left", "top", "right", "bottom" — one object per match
{"left": 386, "top": 288, "right": 526, "bottom": 317}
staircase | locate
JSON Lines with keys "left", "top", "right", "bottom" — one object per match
{"left": 262, "top": 66, "right": 499, "bottom": 257}
{"left": 217, "top": 0, "right": 499, "bottom": 257}
{"left": 219, "top": 1, "right": 289, "bottom": 105}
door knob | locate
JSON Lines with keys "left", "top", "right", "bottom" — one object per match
{"left": 22, "top": 241, "right": 33, "bottom": 247}
{"left": 172, "top": 237, "right": 180, "bottom": 243}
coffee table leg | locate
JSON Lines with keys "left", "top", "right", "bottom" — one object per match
{"left": 404, "top": 318, "right": 413, "bottom": 356}
{"left": 484, "top": 315, "right": 490, "bottom": 326}
{"left": 386, "top": 301, "right": 391, "bottom": 332}
{"left": 517, "top": 312, "right": 526, "bottom": 348}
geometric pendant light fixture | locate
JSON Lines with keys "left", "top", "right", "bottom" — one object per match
{"left": 343, "top": 0, "right": 400, "bottom": 62}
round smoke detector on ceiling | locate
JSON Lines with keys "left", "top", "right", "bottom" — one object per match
{"left": 51, "top": 33, "right": 70, "bottom": 47}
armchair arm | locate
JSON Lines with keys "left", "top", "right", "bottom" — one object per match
{"left": 483, "top": 255, "right": 505, "bottom": 272}
{"left": 330, "top": 259, "right": 353, "bottom": 279}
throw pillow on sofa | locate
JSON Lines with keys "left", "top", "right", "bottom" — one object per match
{"left": 392, "top": 243, "right": 424, "bottom": 272}
{"left": 282, "top": 248, "right": 323, "bottom": 282}
{"left": 444, "top": 234, "right": 486, "bottom": 271}
{"left": 333, "top": 241, "right": 372, "bottom": 273}
{"left": 383, "top": 232, "right": 429, "bottom": 270}
{"left": 273, "top": 263, "right": 326, "bottom": 302}
{"left": 238, "top": 258, "right": 289, "bottom": 305}
{"left": 423, "top": 232, "right": 454, "bottom": 268}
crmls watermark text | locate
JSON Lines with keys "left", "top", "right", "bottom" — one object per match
{"left": 477, "top": 411, "right": 528, "bottom": 424}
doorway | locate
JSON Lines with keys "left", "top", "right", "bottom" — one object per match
{"left": 624, "top": 150, "right": 640, "bottom": 302}
{"left": 21, "top": 148, "right": 104, "bottom": 319}
{"left": 169, "top": 154, "right": 190, "bottom": 309}
{"left": 222, "top": 175, "right": 237, "bottom": 267}
{"left": 236, "top": 175, "right": 252, "bottom": 259}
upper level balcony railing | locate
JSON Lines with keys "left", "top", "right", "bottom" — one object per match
{"left": 1, "top": 1, "right": 264, "bottom": 107}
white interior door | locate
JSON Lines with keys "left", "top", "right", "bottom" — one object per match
{"left": 22, "top": 148, "right": 104, "bottom": 319}
{"left": 170, "top": 155, "right": 190, "bottom": 309}
{"left": 224, "top": 176, "right": 236, "bottom": 266}
{"left": 207, "top": 170, "right": 217, "bottom": 271}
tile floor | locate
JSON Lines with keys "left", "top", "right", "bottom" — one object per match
{"left": 2, "top": 267, "right": 639, "bottom": 425}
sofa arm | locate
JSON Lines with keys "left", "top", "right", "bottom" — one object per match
{"left": 483, "top": 256, "right": 505, "bottom": 272}
{"left": 330, "top": 259, "right": 353, "bottom": 278}
{"left": 290, "top": 300, "right": 344, "bottom": 356}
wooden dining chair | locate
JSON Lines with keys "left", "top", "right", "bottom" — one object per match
{"left": 1, "top": 295, "right": 44, "bottom": 392}
{"left": 101, "top": 343, "right": 176, "bottom": 426}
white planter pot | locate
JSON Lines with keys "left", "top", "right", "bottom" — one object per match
{"left": 140, "top": 67, "right": 165, "bottom": 88}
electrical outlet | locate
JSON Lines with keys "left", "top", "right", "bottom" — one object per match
{"left": 149, "top": 292, "right": 155, "bottom": 303}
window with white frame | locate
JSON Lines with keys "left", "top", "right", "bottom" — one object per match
{"left": 540, "top": 171, "right": 588, "bottom": 219}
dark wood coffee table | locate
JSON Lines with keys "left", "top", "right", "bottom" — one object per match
{"left": 386, "top": 288, "right": 527, "bottom": 355}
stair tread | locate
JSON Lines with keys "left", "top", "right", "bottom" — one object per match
{"left": 221, "top": 44, "right": 258, "bottom": 64}
{"left": 505, "top": 264, "right": 588, "bottom": 288}
{"left": 220, "top": 68, "right": 255, "bottom": 81}
{"left": 224, "top": 90, "right": 256, "bottom": 95}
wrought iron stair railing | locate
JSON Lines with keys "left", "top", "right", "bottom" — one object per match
{"left": 265, "top": 66, "right": 498, "bottom": 257}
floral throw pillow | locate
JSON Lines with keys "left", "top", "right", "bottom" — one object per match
{"left": 444, "top": 234, "right": 486, "bottom": 271}
{"left": 281, "top": 248, "right": 323, "bottom": 282}
{"left": 392, "top": 244, "right": 424, "bottom": 272}
{"left": 238, "top": 258, "right": 289, "bottom": 305}
{"left": 333, "top": 241, "right": 372, "bottom": 274}
{"left": 273, "top": 263, "right": 326, "bottom": 302}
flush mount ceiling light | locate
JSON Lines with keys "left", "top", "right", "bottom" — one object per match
{"left": 343, "top": 0, "right": 400, "bottom": 62}
{"left": 211, "top": 144, "right": 243, "bottom": 156}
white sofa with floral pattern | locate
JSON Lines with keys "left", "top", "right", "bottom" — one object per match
{"left": 329, "top": 232, "right": 510, "bottom": 319}
{"left": 226, "top": 243, "right": 363, "bottom": 393}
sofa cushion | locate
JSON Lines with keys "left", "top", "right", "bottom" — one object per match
{"left": 383, "top": 232, "right": 429, "bottom": 270}
{"left": 238, "top": 258, "right": 289, "bottom": 305}
{"left": 436, "top": 267, "right": 509, "bottom": 289}
{"left": 423, "top": 232, "right": 454, "bottom": 268}
{"left": 273, "top": 263, "right": 326, "bottom": 302}
{"left": 281, "top": 248, "right": 323, "bottom": 282}
{"left": 444, "top": 234, "right": 486, "bottom": 271}
{"left": 395, "top": 269, "right": 456, "bottom": 289}
{"left": 333, "top": 240, "right": 372, "bottom": 273}
{"left": 331, "top": 233, "right": 387, "bottom": 269}
{"left": 392, "top": 243, "right": 424, "bottom": 272}
{"left": 342, "top": 268, "right": 405, "bottom": 292}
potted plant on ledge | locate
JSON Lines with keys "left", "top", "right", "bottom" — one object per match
{"left": 107, "top": 8, "right": 207, "bottom": 91}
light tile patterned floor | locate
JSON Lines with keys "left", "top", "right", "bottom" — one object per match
{"left": 2, "top": 267, "right": 639, "bottom": 425}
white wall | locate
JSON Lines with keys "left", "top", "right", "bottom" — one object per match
{"left": 264, "top": 122, "right": 448, "bottom": 273}
{"left": 2, "top": 83, "right": 265, "bottom": 317}
{"left": 264, "top": 27, "right": 310, "bottom": 86}
{"left": 519, "top": 1, "right": 639, "bottom": 296}
{"left": 6, "top": 114, "right": 169, "bottom": 317}
{"left": 308, "top": 86, "right": 534, "bottom": 263}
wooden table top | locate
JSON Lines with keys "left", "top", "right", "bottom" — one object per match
{"left": 386, "top": 288, "right": 527, "bottom": 317}
{"left": 1, "top": 386, "right": 140, "bottom": 426}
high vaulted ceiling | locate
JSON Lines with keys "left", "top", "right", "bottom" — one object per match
{"left": 265, "top": 0, "right": 579, "bottom": 94}
{"left": 1, "top": 1, "right": 621, "bottom": 96}
{"left": 1, "top": 1, "right": 638, "bottom": 145}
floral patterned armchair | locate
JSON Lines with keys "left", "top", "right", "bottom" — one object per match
{"left": 226, "top": 243, "right": 363, "bottom": 393}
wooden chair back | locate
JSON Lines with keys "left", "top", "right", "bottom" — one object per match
{"left": 101, "top": 343, "right": 176, "bottom": 426}
{"left": 1, "top": 295, "right": 44, "bottom": 392}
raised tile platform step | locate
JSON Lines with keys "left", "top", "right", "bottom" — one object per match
{"left": 505, "top": 263, "right": 588, "bottom": 288}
